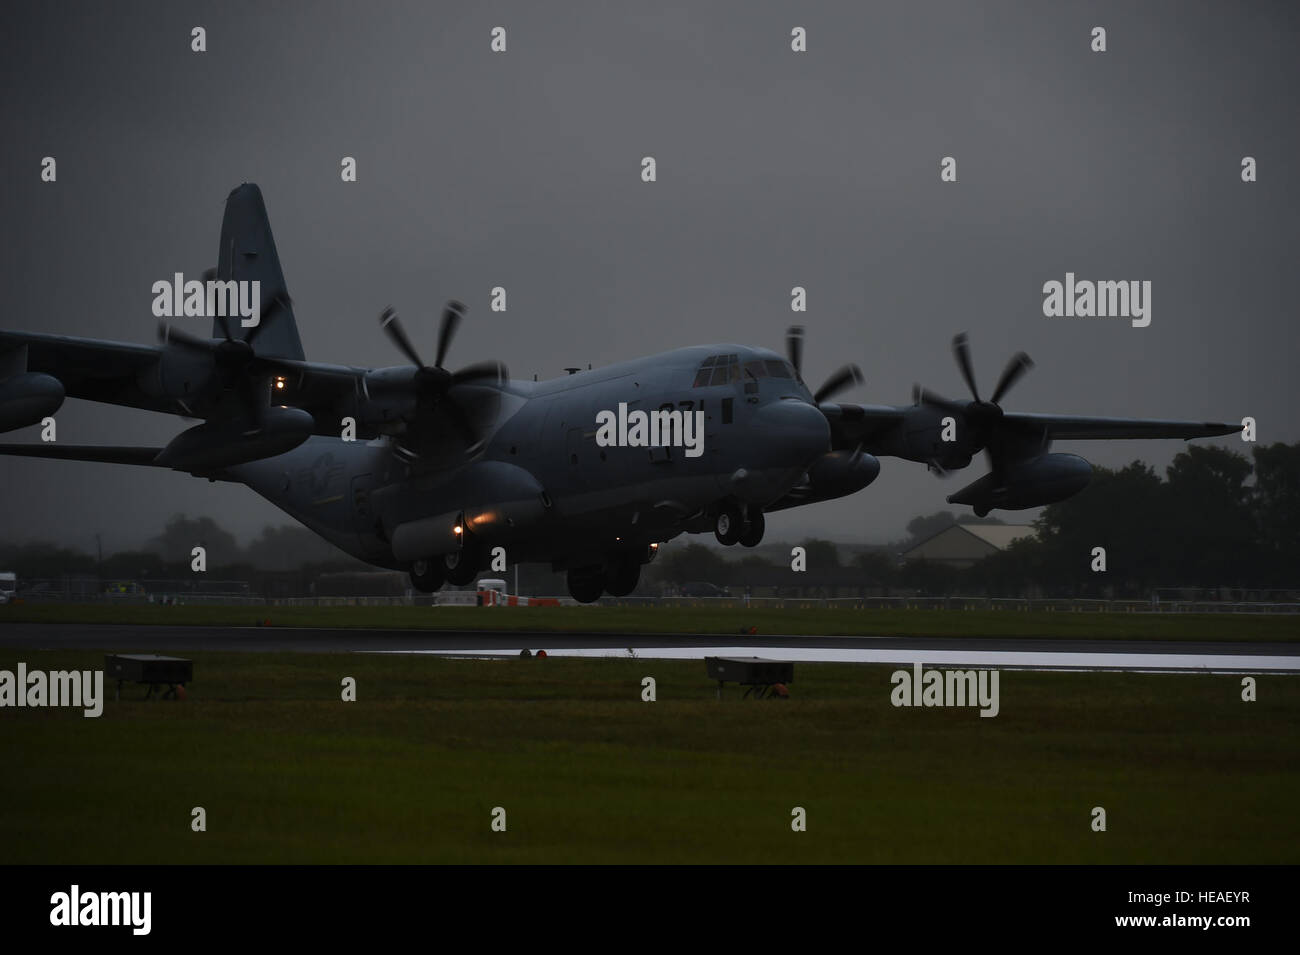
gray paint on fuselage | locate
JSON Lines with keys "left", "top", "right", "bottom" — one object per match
{"left": 231, "top": 344, "right": 821, "bottom": 571}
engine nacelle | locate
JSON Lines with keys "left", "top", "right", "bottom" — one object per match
{"left": 155, "top": 406, "right": 315, "bottom": 472}
{"left": 763, "top": 449, "right": 882, "bottom": 511}
{"left": 947, "top": 453, "right": 1092, "bottom": 514}
{"left": 808, "top": 449, "right": 881, "bottom": 499}
{"left": 0, "top": 373, "right": 64, "bottom": 433}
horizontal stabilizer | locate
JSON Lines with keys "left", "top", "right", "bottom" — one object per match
{"left": 0, "top": 444, "right": 164, "bottom": 466}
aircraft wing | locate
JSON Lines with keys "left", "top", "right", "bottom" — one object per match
{"left": 0, "top": 330, "right": 175, "bottom": 415}
{"left": 999, "top": 413, "right": 1243, "bottom": 441}
{"left": 817, "top": 403, "right": 907, "bottom": 448}
{"left": 0, "top": 329, "right": 367, "bottom": 432}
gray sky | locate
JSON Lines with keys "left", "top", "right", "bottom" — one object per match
{"left": 2, "top": 1, "right": 1297, "bottom": 555}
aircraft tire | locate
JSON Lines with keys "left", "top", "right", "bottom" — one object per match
{"left": 409, "top": 559, "right": 446, "bottom": 593}
{"left": 739, "top": 510, "right": 765, "bottom": 548}
{"left": 603, "top": 559, "right": 640, "bottom": 597}
{"left": 714, "top": 501, "right": 744, "bottom": 545}
{"left": 567, "top": 567, "right": 604, "bottom": 604}
{"left": 444, "top": 546, "right": 481, "bottom": 586}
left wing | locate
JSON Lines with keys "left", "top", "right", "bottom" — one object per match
{"left": 999, "top": 412, "right": 1243, "bottom": 441}
{"left": 0, "top": 329, "right": 366, "bottom": 432}
{"left": 0, "top": 330, "right": 174, "bottom": 415}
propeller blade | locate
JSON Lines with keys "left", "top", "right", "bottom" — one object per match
{"left": 990, "top": 351, "right": 1034, "bottom": 405}
{"left": 813, "top": 364, "right": 865, "bottom": 404}
{"left": 952, "top": 332, "right": 981, "bottom": 403}
{"left": 379, "top": 305, "right": 426, "bottom": 369}
{"left": 915, "top": 385, "right": 966, "bottom": 415}
{"left": 435, "top": 300, "right": 466, "bottom": 370}
{"left": 158, "top": 322, "right": 215, "bottom": 352}
{"left": 451, "top": 360, "right": 508, "bottom": 387}
{"left": 786, "top": 325, "right": 805, "bottom": 380}
{"left": 441, "top": 395, "right": 481, "bottom": 450}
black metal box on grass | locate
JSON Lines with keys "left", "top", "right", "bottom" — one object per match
{"left": 105, "top": 654, "right": 192, "bottom": 700}
{"left": 706, "top": 656, "right": 794, "bottom": 686}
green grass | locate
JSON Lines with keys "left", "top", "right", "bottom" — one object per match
{"left": 3, "top": 602, "right": 1298, "bottom": 641}
{"left": 1, "top": 651, "right": 1296, "bottom": 863}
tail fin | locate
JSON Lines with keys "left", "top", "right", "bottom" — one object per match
{"left": 214, "top": 183, "right": 305, "bottom": 360}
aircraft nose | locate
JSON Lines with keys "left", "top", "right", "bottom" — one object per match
{"left": 753, "top": 398, "right": 830, "bottom": 465}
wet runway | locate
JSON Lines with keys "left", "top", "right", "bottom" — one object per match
{"left": 1, "top": 622, "right": 1297, "bottom": 671}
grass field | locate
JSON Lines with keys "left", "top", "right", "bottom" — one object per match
{"left": 3, "top": 602, "right": 1298, "bottom": 641}
{"left": 1, "top": 650, "right": 1297, "bottom": 863}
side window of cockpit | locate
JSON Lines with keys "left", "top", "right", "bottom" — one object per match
{"left": 694, "top": 355, "right": 718, "bottom": 388}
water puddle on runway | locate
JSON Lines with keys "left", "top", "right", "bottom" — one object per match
{"left": 366, "top": 645, "right": 1300, "bottom": 672}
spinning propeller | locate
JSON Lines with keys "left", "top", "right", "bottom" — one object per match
{"left": 377, "top": 300, "right": 508, "bottom": 450}
{"left": 157, "top": 268, "right": 283, "bottom": 423}
{"left": 785, "top": 325, "right": 865, "bottom": 405}
{"left": 912, "top": 332, "right": 1035, "bottom": 471}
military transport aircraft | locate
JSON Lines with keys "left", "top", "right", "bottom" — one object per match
{"left": 0, "top": 184, "right": 1241, "bottom": 602}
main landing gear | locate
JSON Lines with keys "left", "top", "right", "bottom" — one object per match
{"left": 409, "top": 533, "right": 485, "bottom": 593}
{"left": 715, "top": 501, "right": 765, "bottom": 548}
{"left": 409, "top": 558, "right": 445, "bottom": 593}
{"left": 565, "top": 548, "right": 650, "bottom": 604}
{"left": 443, "top": 543, "right": 483, "bottom": 586}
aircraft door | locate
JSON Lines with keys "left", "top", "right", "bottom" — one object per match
{"left": 350, "top": 473, "right": 386, "bottom": 559}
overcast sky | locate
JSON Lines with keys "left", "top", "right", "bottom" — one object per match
{"left": 1, "top": 1, "right": 1296, "bottom": 556}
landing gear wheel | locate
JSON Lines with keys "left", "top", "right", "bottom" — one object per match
{"left": 444, "top": 547, "right": 480, "bottom": 586}
{"left": 714, "top": 501, "right": 744, "bottom": 545}
{"left": 567, "top": 567, "right": 604, "bottom": 604}
{"left": 409, "top": 559, "right": 445, "bottom": 593}
{"left": 739, "top": 510, "right": 765, "bottom": 548}
{"left": 604, "top": 560, "right": 641, "bottom": 597}
{"left": 974, "top": 505, "right": 990, "bottom": 518}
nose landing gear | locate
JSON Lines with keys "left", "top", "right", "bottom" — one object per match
{"left": 738, "top": 509, "right": 765, "bottom": 547}
{"left": 714, "top": 501, "right": 744, "bottom": 545}
{"left": 715, "top": 500, "right": 765, "bottom": 547}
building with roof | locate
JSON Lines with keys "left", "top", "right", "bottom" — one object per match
{"left": 900, "top": 523, "right": 1037, "bottom": 569}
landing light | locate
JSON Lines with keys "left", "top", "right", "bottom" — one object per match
{"left": 453, "top": 524, "right": 463, "bottom": 535}
{"left": 274, "top": 377, "right": 286, "bottom": 390}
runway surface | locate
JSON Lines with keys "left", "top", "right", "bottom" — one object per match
{"left": 2, "top": 623, "right": 1298, "bottom": 671}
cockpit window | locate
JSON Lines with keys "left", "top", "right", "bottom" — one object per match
{"left": 765, "top": 359, "right": 794, "bottom": 379}
{"left": 695, "top": 353, "right": 744, "bottom": 387}
{"left": 743, "top": 360, "right": 767, "bottom": 380}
